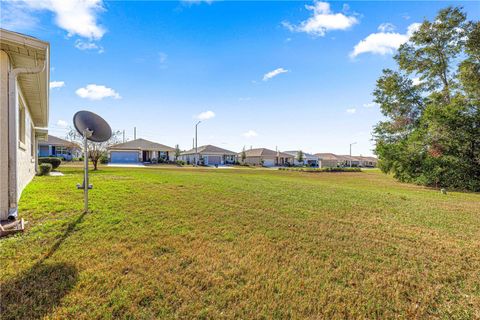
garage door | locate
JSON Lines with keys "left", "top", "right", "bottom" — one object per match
{"left": 207, "top": 155, "right": 222, "bottom": 165}
{"left": 263, "top": 159, "right": 275, "bottom": 167}
{"left": 110, "top": 151, "right": 138, "bottom": 163}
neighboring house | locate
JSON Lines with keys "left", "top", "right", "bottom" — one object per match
{"left": 1, "top": 29, "right": 49, "bottom": 220}
{"left": 108, "top": 138, "right": 175, "bottom": 164}
{"left": 38, "top": 135, "right": 81, "bottom": 160}
{"left": 357, "top": 156, "right": 378, "bottom": 168}
{"left": 180, "top": 145, "right": 237, "bottom": 165}
{"left": 337, "top": 155, "right": 361, "bottom": 167}
{"left": 241, "top": 148, "right": 294, "bottom": 167}
{"left": 315, "top": 153, "right": 378, "bottom": 168}
{"left": 315, "top": 153, "right": 340, "bottom": 168}
{"left": 283, "top": 151, "right": 319, "bottom": 167}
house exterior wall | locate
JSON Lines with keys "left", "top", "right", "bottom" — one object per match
{"left": 244, "top": 156, "right": 262, "bottom": 165}
{"left": 0, "top": 51, "right": 9, "bottom": 219}
{"left": 16, "top": 81, "right": 37, "bottom": 200}
{"left": 0, "top": 50, "right": 38, "bottom": 220}
{"left": 244, "top": 156, "right": 278, "bottom": 166}
{"left": 320, "top": 159, "right": 338, "bottom": 168}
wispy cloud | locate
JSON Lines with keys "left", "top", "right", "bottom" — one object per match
{"left": 0, "top": 1, "right": 39, "bottom": 31}
{"left": 57, "top": 119, "right": 68, "bottom": 128}
{"left": 76, "top": 84, "right": 121, "bottom": 100}
{"left": 283, "top": 1, "right": 359, "bottom": 37}
{"left": 49, "top": 81, "right": 65, "bottom": 89}
{"left": 75, "top": 39, "right": 104, "bottom": 53}
{"left": 346, "top": 108, "right": 356, "bottom": 114}
{"left": 243, "top": 130, "right": 258, "bottom": 138}
{"left": 350, "top": 22, "right": 420, "bottom": 58}
{"left": 196, "top": 110, "right": 215, "bottom": 120}
{"left": 362, "top": 102, "right": 378, "bottom": 108}
{"left": 263, "top": 68, "right": 289, "bottom": 81}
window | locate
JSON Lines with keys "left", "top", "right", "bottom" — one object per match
{"left": 30, "top": 125, "right": 35, "bottom": 156}
{"left": 19, "top": 101, "right": 25, "bottom": 144}
{"left": 55, "top": 146, "right": 68, "bottom": 155}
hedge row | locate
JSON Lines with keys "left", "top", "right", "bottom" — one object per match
{"left": 278, "top": 167, "right": 362, "bottom": 173}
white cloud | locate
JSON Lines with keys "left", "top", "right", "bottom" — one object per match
{"left": 57, "top": 120, "right": 68, "bottom": 128}
{"left": 412, "top": 77, "right": 422, "bottom": 86}
{"left": 75, "top": 39, "right": 104, "bottom": 53}
{"left": 75, "top": 84, "right": 121, "bottom": 100}
{"left": 346, "top": 108, "right": 356, "bottom": 114}
{"left": 378, "top": 23, "right": 396, "bottom": 33}
{"left": 49, "top": 81, "right": 65, "bottom": 89}
{"left": 243, "top": 130, "right": 258, "bottom": 138}
{"left": 350, "top": 22, "right": 420, "bottom": 58}
{"left": 263, "top": 68, "right": 289, "bottom": 81}
{"left": 196, "top": 110, "right": 215, "bottom": 120}
{"left": 24, "top": 0, "right": 106, "bottom": 40}
{"left": 363, "top": 102, "right": 378, "bottom": 108}
{"left": 283, "top": 1, "right": 358, "bottom": 37}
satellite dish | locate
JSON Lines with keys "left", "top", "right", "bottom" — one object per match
{"left": 73, "top": 111, "right": 112, "bottom": 213}
{"left": 73, "top": 111, "right": 112, "bottom": 142}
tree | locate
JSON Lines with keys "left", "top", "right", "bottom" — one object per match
{"left": 373, "top": 6, "right": 480, "bottom": 191}
{"left": 241, "top": 147, "right": 247, "bottom": 163}
{"left": 174, "top": 144, "right": 181, "bottom": 161}
{"left": 296, "top": 150, "right": 304, "bottom": 164}
{"left": 66, "top": 127, "right": 122, "bottom": 171}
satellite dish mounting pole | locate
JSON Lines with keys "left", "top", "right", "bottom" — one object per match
{"left": 83, "top": 130, "right": 89, "bottom": 212}
{"left": 73, "top": 110, "right": 112, "bottom": 214}
{"left": 79, "top": 128, "right": 93, "bottom": 213}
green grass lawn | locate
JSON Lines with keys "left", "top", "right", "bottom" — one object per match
{"left": 1, "top": 166, "right": 479, "bottom": 319}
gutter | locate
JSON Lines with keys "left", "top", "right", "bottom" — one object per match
{"left": 7, "top": 60, "right": 46, "bottom": 220}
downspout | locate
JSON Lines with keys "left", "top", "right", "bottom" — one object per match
{"left": 7, "top": 61, "right": 46, "bottom": 220}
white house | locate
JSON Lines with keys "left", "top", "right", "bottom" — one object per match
{"left": 283, "top": 151, "right": 319, "bottom": 167}
{"left": 1, "top": 29, "right": 50, "bottom": 221}
{"left": 180, "top": 145, "right": 236, "bottom": 165}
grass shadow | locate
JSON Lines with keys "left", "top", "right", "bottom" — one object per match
{"left": 0, "top": 211, "right": 87, "bottom": 319}
{"left": 0, "top": 262, "right": 78, "bottom": 320}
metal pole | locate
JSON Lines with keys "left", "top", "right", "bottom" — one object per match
{"left": 134, "top": 127, "right": 136, "bottom": 140}
{"left": 349, "top": 142, "right": 357, "bottom": 167}
{"left": 83, "top": 132, "right": 89, "bottom": 213}
{"left": 195, "top": 121, "right": 201, "bottom": 166}
{"left": 349, "top": 144, "right": 351, "bottom": 168}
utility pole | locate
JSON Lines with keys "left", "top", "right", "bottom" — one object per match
{"left": 195, "top": 121, "right": 201, "bottom": 166}
{"left": 134, "top": 127, "right": 137, "bottom": 140}
{"left": 349, "top": 142, "right": 357, "bottom": 167}
{"left": 122, "top": 130, "right": 125, "bottom": 143}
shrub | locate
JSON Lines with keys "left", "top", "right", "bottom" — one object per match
{"left": 151, "top": 158, "right": 159, "bottom": 164}
{"left": 279, "top": 167, "right": 362, "bottom": 173}
{"left": 100, "top": 154, "right": 109, "bottom": 164}
{"left": 38, "top": 157, "right": 62, "bottom": 169}
{"left": 176, "top": 160, "right": 185, "bottom": 166}
{"left": 38, "top": 163, "right": 52, "bottom": 176}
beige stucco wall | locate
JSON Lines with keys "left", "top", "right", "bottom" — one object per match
{"left": 0, "top": 51, "right": 9, "bottom": 219}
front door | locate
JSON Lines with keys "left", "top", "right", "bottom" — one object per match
{"left": 142, "top": 151, "right": 149, "bottom": 162}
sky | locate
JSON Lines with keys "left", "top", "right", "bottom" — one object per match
{"left": 1, "top": 0, "right": 479, "bottom": 156}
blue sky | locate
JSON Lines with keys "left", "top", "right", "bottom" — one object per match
{"left": 2, "top": 1, "right": 479, "bottom": 156}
